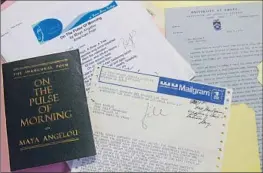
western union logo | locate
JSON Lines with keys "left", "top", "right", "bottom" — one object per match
{"left": 159, "top": 81, "right": 178, "bottom": 88}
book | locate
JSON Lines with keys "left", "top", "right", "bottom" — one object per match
{"left": 2, "top": 50, "right": 96, "bottom": 171}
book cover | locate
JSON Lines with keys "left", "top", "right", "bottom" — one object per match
{"left": 2, "top": 50, "right": 96, "bottom": 171}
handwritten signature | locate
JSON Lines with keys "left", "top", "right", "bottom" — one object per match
{"left": 141, "top": 103, "right": 168, "bottom": 130}
{"left": 118, "top": 30, "right": 136, "bottom": 49}
{"left": 187, "top": 100, "right": 224, "bottom": 128}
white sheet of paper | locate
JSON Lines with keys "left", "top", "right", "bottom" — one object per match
{"left": 1, "top": 1, "right": 195, "bottom": 90}
{"left": 165, "top": 2, "right": 263, "bottom": 163}
{"left": 71, "top": 65, "right": 232, "bottom": 172}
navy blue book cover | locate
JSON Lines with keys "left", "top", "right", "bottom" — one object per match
{"left": 2, "top": 50, "right": 96, "bottom": 171}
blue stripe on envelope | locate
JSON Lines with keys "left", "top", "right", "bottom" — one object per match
{"left": 157, "top": 77, "right": 226, "bottom": 105}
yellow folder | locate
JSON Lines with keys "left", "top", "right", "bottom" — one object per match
{"left": 222, "top": 104, "right": 261, "bottom": 172}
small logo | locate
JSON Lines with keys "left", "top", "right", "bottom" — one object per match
{"left": 172, "top": 83, "right": 179, "bottom": 89}
{"left": 213, "top": 19, "right": 222, "bottom": 31}
{"left": 160, "top": 81, "right": 171, "bottom": 87}
{"left": 211, "top": 89, "right": 224, "bottom": 102}
{"left": 159, "top": 80, "right": 178, "bottom": 89}
{"left": 32, "top": 1, "right": 117, "bottom": 44}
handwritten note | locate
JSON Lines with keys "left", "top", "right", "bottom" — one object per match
{"left": 141, "top": 103, "right": 169, "bottom": 130}
{"left": 118, "top": 30, "right": 136, "bottom": 50}
{"left": 187, "top": 100, "right": 225, "bottom": 128}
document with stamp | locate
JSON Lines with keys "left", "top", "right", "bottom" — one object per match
{"left": 165, "top": 2, "right": 262, "bottom": 160}
{"left": 71, "top": 66, "right": 233, "bottom": 172}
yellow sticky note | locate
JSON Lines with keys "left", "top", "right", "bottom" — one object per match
{"left": 257, "top": 62, "right": 262, "bottom": 85}
{"left": 221, "top": 104, "right": 261, "bottom": 172}
{"left": 141, "top": 1, "right": 165, "bottom": 34}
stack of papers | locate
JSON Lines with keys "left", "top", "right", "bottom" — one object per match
{"left": 1, "top": 1, "right": 261, "bottom": 172}
{"left": 164, "top": 2, "right": 262, "bottom": 168}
